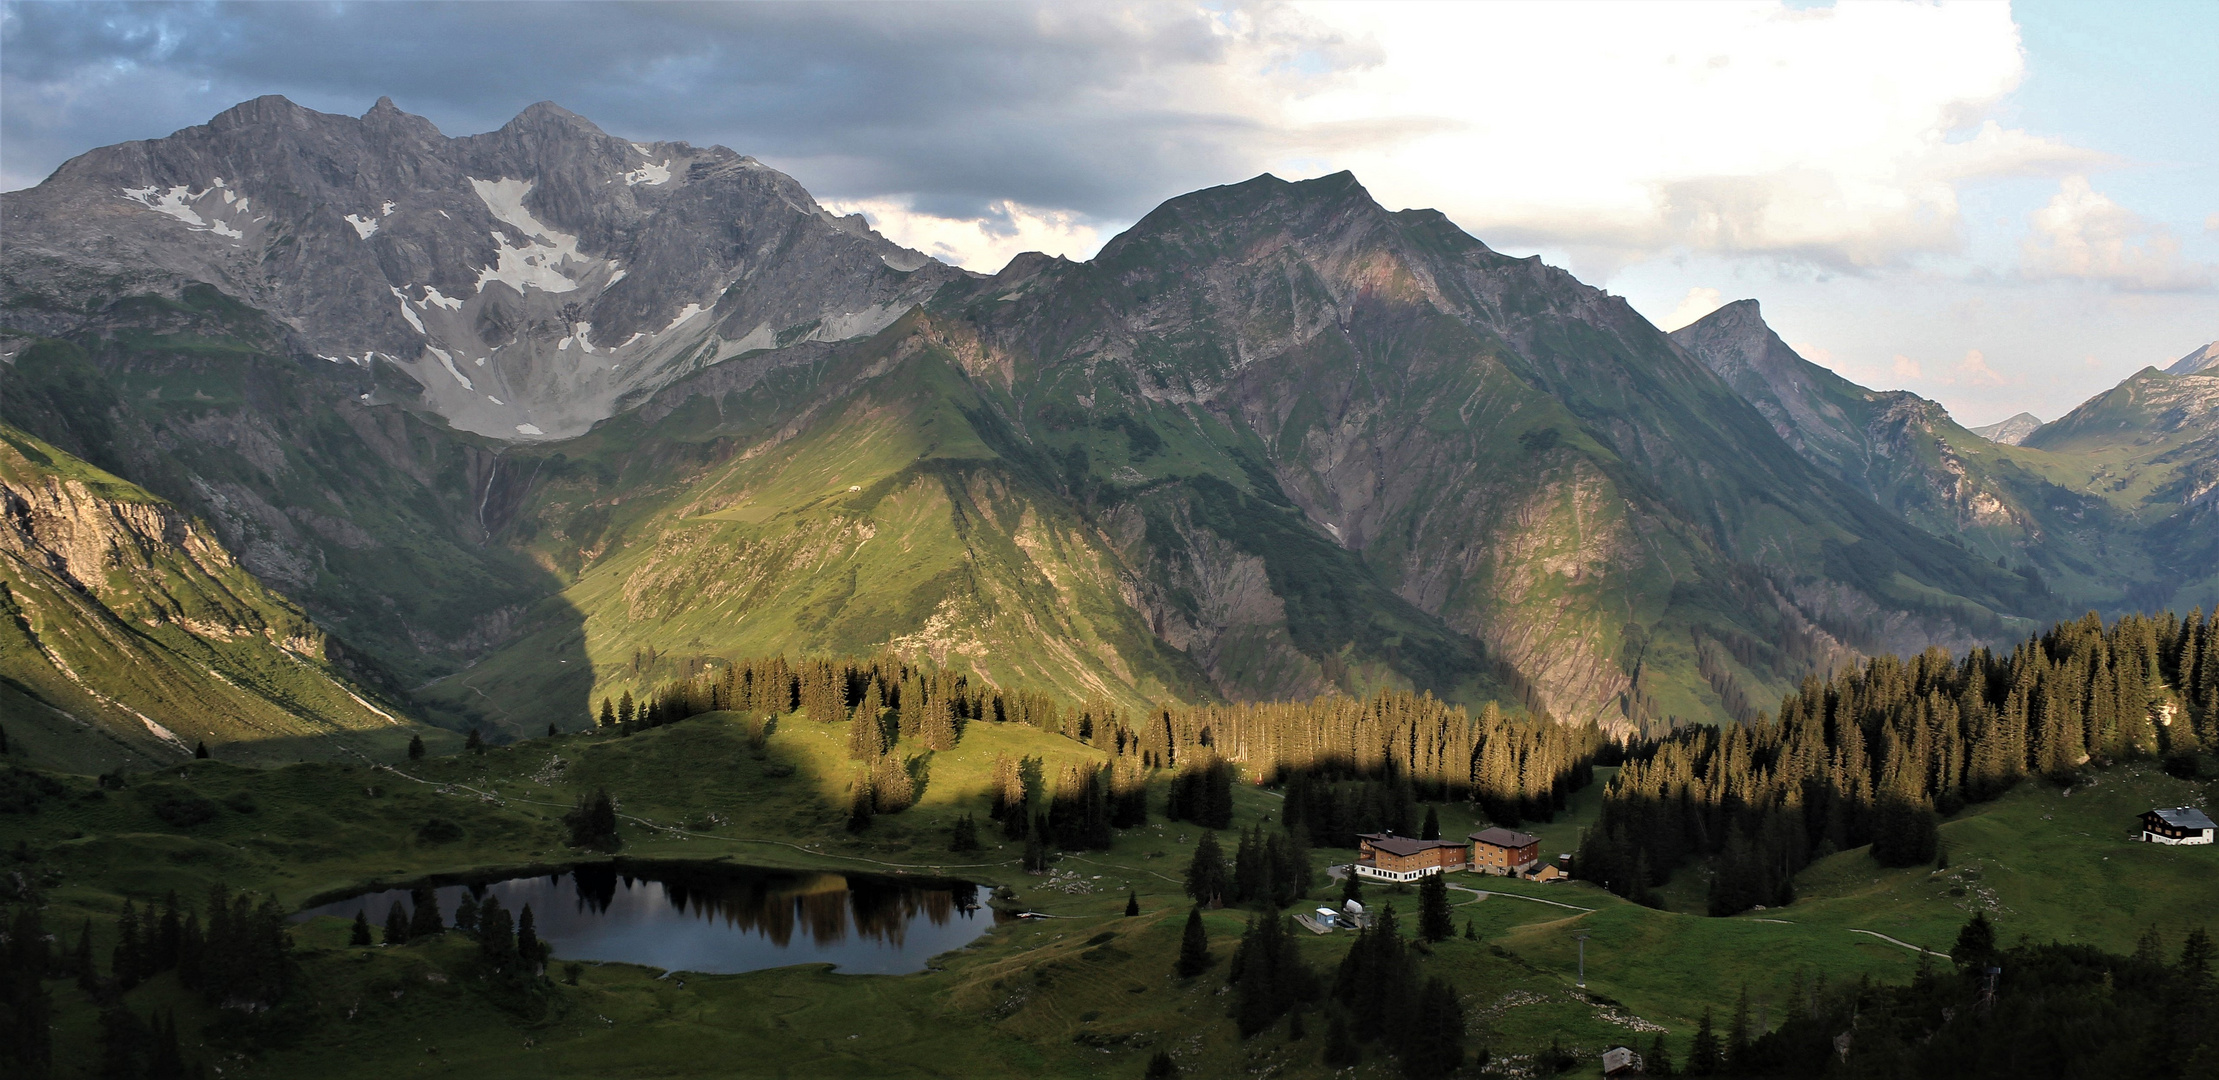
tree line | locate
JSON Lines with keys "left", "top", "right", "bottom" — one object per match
{"left": 639, "top": 652, "right": 1599, "bottom": 830}
{"left": 1579, "top": 609, "right": 2219, "bottom": 915}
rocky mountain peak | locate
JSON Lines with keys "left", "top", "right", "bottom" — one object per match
{"left": 1970, "top": 412, "right": 2044, "bottom": 445}
{"left": 2, "top": 96, "right": 967, "bottom": 441}
{"left": 2169, "top": 340, "right": 2219, "bottom": 376}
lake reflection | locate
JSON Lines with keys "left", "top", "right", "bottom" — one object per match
{"left": 294, "top": 864, "right": 998, "bottom": 975}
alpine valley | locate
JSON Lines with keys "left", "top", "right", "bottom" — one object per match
{"left": 2, "top": 97, "right": 2214, "bottom": 760}
{"left": 5, "top": 94, "right": 2219, "bottom": 1080}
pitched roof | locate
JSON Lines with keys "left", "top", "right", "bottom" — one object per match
{"left": 1362, "top": 834, "right": 1465, "bottom": 856}
{"left": 1471, "top": 827, "right": 1539, "bottom": 849}
{"left": 2148, "top": 806, "right": 2218, "bottom": 830}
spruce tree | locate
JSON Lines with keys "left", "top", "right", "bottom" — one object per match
{"left": 1185, "top": 831, "right": 1228, "bottom": 908}
{"left": 1323, "top": 1008, "right": 1362, "bottom": 1066}
{"left": 1228, "top": 913, "right": 1314, "bottom": 1038}
{"left": 1126, "top": 891, "right": 1141, "bottom": 917}
{"left": 113, "top": 900, "right": 142, "bottom": 989}
{"left": 1143, "top": 1050, "right": 1177, "bottom": 1078}
{"left": 950, "top": 813, "right": 980, "bottom": 853}
{"left": 617, "top": 690, "right": 635, "bottom": 726}
{"left": 408, "top": 887, "right": 443, "bottom": 938}
{"left": 1420, "top": 806, "right": 1440, "bottom": 840}
{"left": 407, "top": 735, "right": 425, "bottom": 761}
{"left": 566, "top": 789, "right": 622, "bottom": 851}
{"left": 1646, "top": 1033, "right": 1675, "bottom": 1076}
{"left": 1400, "top": 977, "right": 1466, "bottom": 1080}
{"left": 1417, "top": 872, "right": 1453, "bottom": 943}
{"left": 349, "top": 909, "right": 372, "bottom": 947}
{"left": 454, "top": 892, "right": 480, "bottom": 935}
{"left": 477, "top": 895, "right": 515, "bottom": 965}
{"left": 1175, "top": 906, "right": 1212, "bottom": 977}
{"left": 147, "top": 1011, "right": 185, "bottom": 1080}
{"left": 383, "top": 901, "right": 411, "bottom": 946}
{"left": 600, "top": 697, "right": 616, "bottom": 727}
{"left": 464, "top": 727, "right": 486, "bottom": 755}
{"left": 847, "top": 769, "right": 875, "bottom": 833}
{"left": 1686, "top": 1007, "right": 1722, "bottom": 1076}
{"left": 193, "top": 741, "right": 209, "bottom": 759}
{"left": 1953, "top": 911, "right": 1996, "bottom": 968}
{"left": 517, "top": 904, "right": 545, "bottom": 972}
{"left": 1727, "top": 985, "right": 1751, "bottom": 1071}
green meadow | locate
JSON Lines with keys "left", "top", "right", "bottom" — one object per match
{"left": 4, "top": 712, "right": 2212, "bottom": 1078}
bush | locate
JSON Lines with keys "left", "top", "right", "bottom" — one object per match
{"left": 416, "top": 818, "right": 465, "bottom": 844}
{"left": 0, "top": 767, "right": 63, "bottom": 814}
{"left": 138, "top": 784, "right": 218, "bottom": 828}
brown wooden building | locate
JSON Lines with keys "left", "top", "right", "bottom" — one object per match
{"left": 1354, "top": 833, "right": 1467, "bottom": 881}
{"left": 1470, "top": 827, "right": 1541, "bottom": 876}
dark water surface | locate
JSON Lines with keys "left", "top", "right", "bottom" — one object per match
{"left": 293, "top": 864, "right": 999, "bottom": 975}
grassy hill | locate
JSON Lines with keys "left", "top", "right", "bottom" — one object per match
{"left": 5, "top": 703, "right": 2209, "bottom": 1078}
{"left": 0, "top": 423, "right": 439, "bottom": 771}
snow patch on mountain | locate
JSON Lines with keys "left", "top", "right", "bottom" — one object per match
{"left": 428, "top": 346, "right": 473, "bottom": 390}
{"left": 120, "top": 185, "right": 210, "bottom": 227}
{"left": 345, "top": 213, "right": 380, "bottom": 239}
{"left": 391, "top": 288, "right": 426, "bottom": 333}
{"left": 624, "top": 160, "right": 672, "bottom": 186}
{"left": 469, "top": 177, "right": 595, "bottom": 294}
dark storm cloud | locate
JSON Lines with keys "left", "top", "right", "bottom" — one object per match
{"left": 0, "top": 1, "right": 1334, "bottom": 217}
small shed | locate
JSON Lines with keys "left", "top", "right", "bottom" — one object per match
{"left": 1470, "top": 827, "right": 1541, "bottom": 876}
{"left": 2142, "top": 806, "right": 2217, "bottom": 845}
{"left": 1602, "top": 1045, "right": 1643, "bottom": 1076}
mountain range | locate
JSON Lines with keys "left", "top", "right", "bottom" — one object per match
{"left": 2, "top": 96, "right": 2212, "bottom": 764}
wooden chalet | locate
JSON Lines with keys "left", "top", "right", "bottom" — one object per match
{"left": 1470, "top": 827, "right": 1541, "bottom": 876}
{"left": 1354, "top": 832, "right": 1467, "bottom": 881}
{"left": 2141, "top": 806, "right": 2216, "bottom": 846}
{"left": 1602, "top": 1045, "right": 1643, "bottom": 1077}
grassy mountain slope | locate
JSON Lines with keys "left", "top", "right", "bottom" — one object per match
{"left": 1670, "top": 300, "right": 2193, "bottom": 613}
{"left": 0, "top": 423, "right": 425, "bottom": 770}
{"left": 2023, "top": 367, "right": 2219, "bottom": 611}
{"left": 419, "top": 314, "right": 1218, "bottom": 728}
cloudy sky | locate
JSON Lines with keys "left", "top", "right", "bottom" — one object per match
{"left": 3, "top": 1, "right": 2213, "bottom": 425}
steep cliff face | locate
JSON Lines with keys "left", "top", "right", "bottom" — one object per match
{"left": 0, "top": 425, "right": 411, "bottom": 770}
{"left": 2, "top": 96, "right": 965, "bottom": 441}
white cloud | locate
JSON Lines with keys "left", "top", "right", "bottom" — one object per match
{"left": 1258, "top": 1, "right": 2103, "bottom": 271}
{"left": 1892, "top": 354, "right": 1923, "bottom": 380}
{"left": 2021, "top": 176, "right": 2213, "bottom": 292}
{"left": 1658, "top": 287, "right": 1726, "bottom": 332}
{"left": 1958, "top": 348, "right": 2008, "bottom": 387}
{"left": 824, "top": 197, "right": 1104, "bottom": 274}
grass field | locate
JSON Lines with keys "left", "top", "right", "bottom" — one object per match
{"left": 4, "top": 714, "right": 2213, "bottom": 1079}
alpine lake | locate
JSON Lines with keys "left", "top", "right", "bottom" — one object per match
{"left": 293, "top": 862, "right": 1002, "bottom": 975}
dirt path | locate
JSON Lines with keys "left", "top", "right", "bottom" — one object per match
{"left": 1848, "top": 929, "right": 1949, "bottom": 957}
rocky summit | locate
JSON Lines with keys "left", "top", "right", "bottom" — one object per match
{"left": 2, "top": 96, "right": 964, "bottom": 441}
{"left": 2, "top": 98, "right": 2214, "bottom": 757}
